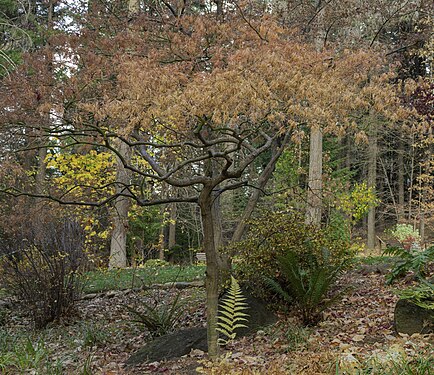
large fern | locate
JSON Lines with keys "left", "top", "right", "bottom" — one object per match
{"left": 216, "top": 276, "right": 249, "bottom": 345}
{"left": 265, "top": 249, "right": 346, "bottom": 325}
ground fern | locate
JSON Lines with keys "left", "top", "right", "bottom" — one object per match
{"left": 216, "top": 276, "right": 249, "bottom": 345}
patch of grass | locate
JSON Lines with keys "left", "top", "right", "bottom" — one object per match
{"left": 80, "top": 322, "right": 110, "bottom": 348}
{"left": 83, "top": 265, "right": 205, "bottom": 293}
{"left": 0, "top": 329, "right": 63, "bottom": 374}
{"left": 281, "top": 325, "right": 310, "bottom": 352}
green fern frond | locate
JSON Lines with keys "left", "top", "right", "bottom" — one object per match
{"left": 217, "top": 276, "right": 249, "bottom": 346}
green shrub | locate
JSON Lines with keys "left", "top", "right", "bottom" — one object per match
{"left": 265, "top": 249, "right": 347, "bottom": 325}
{"left": 229, "top": 210, "right": 352, "bottom": 299}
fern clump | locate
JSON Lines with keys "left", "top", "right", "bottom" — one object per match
{"left": 216, "top": 276, "right": 249, "bottom": 345}
{"left": 124, "top": 292, "right": 185, "bottom": 338}
{"left": 265, "top": 249, "right": 347, "bottom": 325}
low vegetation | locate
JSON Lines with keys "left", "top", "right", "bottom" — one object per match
{"left": 83, "top": 265, "right": 205, "bottom": 294}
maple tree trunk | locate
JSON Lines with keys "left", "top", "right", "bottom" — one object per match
{"left": 367, "top": 119, "right": 377, "bottom": 249}
{"left": 306, "top": 126, "right": 323, "bottom": 226}
{"left": 199, "top": 188, "right": 220, "bottom": 359}
{"left": 109, "top": 140, "right": 132, "bottom": 268}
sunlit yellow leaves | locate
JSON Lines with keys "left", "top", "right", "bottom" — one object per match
{"left": 46, "top": 150, "right": 115, "bottom": 195}
{"left": 336, "top": 182, "right": 379, "bottom": 223}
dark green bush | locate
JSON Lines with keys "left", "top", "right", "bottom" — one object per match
{"left": 229, "top": 210, "right": 352, "bottom": 299}
{"left": 265, "top": 249, "right": 348, "bottom": 325}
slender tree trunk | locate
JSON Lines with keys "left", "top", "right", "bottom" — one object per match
{"left": 108, "top": 0, "right": 141, "bottom": 268}
{"left": 211, "top": 191, "right": 223, "bottom": 250}
{"left": 168, "top": 202, "right": 177, "bottom": 249}
{"left": 109, "top": 140, "right": 132, "bottom": 268}
{"left": 367, "top": 118, "right": 378, "bottom": 249}
{"left": 215, "top": 0, "right": 223, "bottom": 18}
{"left": 397, "top": 137, "right": 405, "bottom": 221}
{"left": 306, "top": 126, "right": 323, "bottom": 225}
{"left": 36, "top": 147, "right": 47, "bottom": 194}
{"left": 305, "top": 2, "right": 325, "bottom": 226}
{"left": 408, "top": 132, "right": 415, "bottom": 220}
{"left": 199, "top": 188, "right": 220, "bottom": 359}
{"left": 158, "top": 207, "right": 165, "bottom": 260}
{"left": 35, "top": 0, "right": 54, "bottom": 195}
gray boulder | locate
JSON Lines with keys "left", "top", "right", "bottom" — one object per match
{"left": 394, "top": 299, "right": 434, "bottom": 335}
{"left": 125, "top": 327, "right": 207, "bottom": 366}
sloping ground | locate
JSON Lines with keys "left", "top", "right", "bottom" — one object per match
{"left": 126, "top": 271, "right": 433, "bottom": 375}
{"left": 1, "top": 270, "right": 432, "bottom": 374}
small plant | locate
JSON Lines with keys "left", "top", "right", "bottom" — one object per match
{"left": 124, "top": 292, "right": 185, "bottom": 337}
{"left": 384, "top": 245, "right": 434, "bottom": 284}
{"left": 80, "top": 353, "right": 94, "bottom": 375}
{"left": 81, "top": 322, "right": 109, "bottom": 348}
{"left": 0, "top": 307, "right": 7, "bottom": 326}
{"left": 216, "top": 276, "right": 249, "bottom": 346}
{"left": 265, "top": 249, "right": 347, "bottom": 325}
{"left": 389, "top": 224, "right": 421, "bottom": 250}
{"left": 337, "top": 350, "right": 434, "bottom": 374}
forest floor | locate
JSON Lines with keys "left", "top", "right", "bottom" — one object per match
{"left": 0, "top": 266, "right": 433, "bottom": 374}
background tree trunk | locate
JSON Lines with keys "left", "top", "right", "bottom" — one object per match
{"left": 306, "top": 126, "right": 323, "bottom": 225}
{"left": 367, "top": 117, "right": 378, "bottom": 249}
{"left": 168, "top": 202, "right": 177, "bottom": 250}
{"left": 109, "top": 140, "right": 132, "bottom": 268}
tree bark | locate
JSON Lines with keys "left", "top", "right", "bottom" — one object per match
{"left": 306, "top": 126, "right": 323, "bottom": 225}
{"left": 305, "top": 1, "right": 325, "bottom": 226}
{"left": 199, "top": 187, "right": 220, "bottom": 359}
